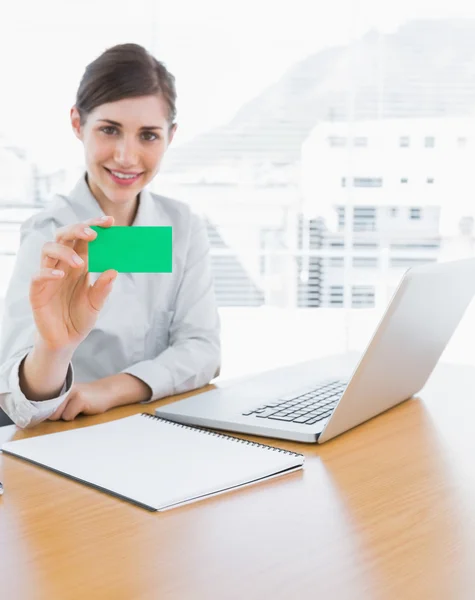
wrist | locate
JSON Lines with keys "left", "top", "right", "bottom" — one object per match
{"left": 20, "top": 339, "right": 75, "bottom": 402}
{"left": 108, "top": 374, "right": 152, "bottom": 407}
{"left": 33, "top": 337, "right": 76, "bottom": 366}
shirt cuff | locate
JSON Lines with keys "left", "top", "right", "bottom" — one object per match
{"left": 121, "top": 360, "right": 174, "bottom": 403}
{"left": 7, "top": 354, "right": 74, "bottom": 428}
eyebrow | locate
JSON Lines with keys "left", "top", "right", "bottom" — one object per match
{"left": 97, "top": 119, "right": 164, "bottom": 130}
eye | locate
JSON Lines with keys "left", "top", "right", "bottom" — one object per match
{"left": 141, "top": 131, "right": 160, "bottom": 142}
{"left": 100, "top": 126, "right": 118, "bottom": 135}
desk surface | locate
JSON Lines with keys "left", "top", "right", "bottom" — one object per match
{"left": 2, "top": 359, "right": 475, "bottom": 600}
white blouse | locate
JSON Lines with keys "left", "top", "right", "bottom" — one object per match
{"left": 0, "top": 175, "right": 221, "bottom": 428}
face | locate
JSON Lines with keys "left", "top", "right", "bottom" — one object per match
{"left": 70, "top": 95, "right": 176, "bottom": 208}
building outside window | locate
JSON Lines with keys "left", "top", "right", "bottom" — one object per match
{"left": 352, "top": 286, "right": 375, "bottom": 308}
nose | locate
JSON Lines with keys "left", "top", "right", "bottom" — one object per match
{"left": 114, "top": 136, "right": 139, "bottom": 168}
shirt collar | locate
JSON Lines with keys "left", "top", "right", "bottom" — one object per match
{"left": 67, "top": 173, "right": 155, "bottom": 226}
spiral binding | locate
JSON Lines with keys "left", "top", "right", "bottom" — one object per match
{"left": 140, "top": 413, "right": 303, "bottom": 458}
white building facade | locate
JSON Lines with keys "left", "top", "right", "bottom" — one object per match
{"left": 300, "top": 117, "right": 475, "bottom": 308}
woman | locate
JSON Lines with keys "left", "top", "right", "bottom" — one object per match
{"left": 0, "top": 43, "right": 221, "bottom": 428}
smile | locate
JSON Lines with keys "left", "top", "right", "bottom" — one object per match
{"left": 104, "top": 168, "right": 143, "bottom": 186}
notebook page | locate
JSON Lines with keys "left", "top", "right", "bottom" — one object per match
{"left": 2, "top": 414, "right": 304, "bottom": 510}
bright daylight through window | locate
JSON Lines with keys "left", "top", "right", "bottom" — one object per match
{"left": 2, "top": 0, "right": 475, "bottom": 377}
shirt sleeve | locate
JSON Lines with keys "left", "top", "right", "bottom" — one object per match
{"left": 0, "top": 354, "right": 74, "bottom": 428}
{"left": 0, "top": 224, "right": 75, "bottom": 428}
{"left": 122, "top": 213, "right": 221, "bottom": 401}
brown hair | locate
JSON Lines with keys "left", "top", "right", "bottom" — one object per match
{"left": 75, "top": 43, "right": 177, "bottom": 127}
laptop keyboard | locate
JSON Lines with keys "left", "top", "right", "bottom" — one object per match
{"left": 242, "top": 380, "right": 347, "bottom": 425}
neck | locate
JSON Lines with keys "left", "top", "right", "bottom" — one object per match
{"left": 86, "top": 175, "right": 139, "bottom": 226}
{"left": 98, "top": 196, "right": 139, "bottom": 227}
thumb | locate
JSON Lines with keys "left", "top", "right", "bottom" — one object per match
{"left": 88, "top": 270, "right": 118, "bottom": 312}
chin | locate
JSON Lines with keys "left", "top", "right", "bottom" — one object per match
{"left": 109, "top": 188, "right": 141, "bottom": 202}
{"left": 102, "top": 176, "right": 147, "bottom": 200}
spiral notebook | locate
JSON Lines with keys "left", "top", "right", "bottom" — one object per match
{"left": 1, "top": 413, "right": 304, "bottom": 511}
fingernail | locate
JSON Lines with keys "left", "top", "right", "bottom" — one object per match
{"left": 52, "top": 269, "right": 64, "bottom": 276}
{"left": 84, "top": 227, "right": 94, "bottom": 236}
{"left": 72, "top": 255, "right": 84, "bottom": 265}
{"left": 100, "top": 216, "right": 109, "bottom": 221}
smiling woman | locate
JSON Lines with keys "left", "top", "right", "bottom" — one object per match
{"left": 71, "top": 93, "right": 174, "bottom": 226}
{"left": 72, "top": 44, "right": 177, "bottom": 226}
{"left": 0, "top": 43, "right": 221, "bottom": 428}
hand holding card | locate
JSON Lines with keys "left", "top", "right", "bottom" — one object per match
{"left": 29, "top": 215, "right": 118, "bottom": 353}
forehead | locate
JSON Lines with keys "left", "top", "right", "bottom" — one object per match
{"left": 90, "top": 95, "right": 169, "bottom": 125}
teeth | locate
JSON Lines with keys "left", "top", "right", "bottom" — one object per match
{"left": 111, "top": 171, "right": 139, "bottom": 180}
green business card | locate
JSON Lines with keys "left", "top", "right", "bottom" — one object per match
{"left": 88, "top": 226, "right": 173, "bottom": 273}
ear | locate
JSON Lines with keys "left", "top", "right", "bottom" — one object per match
{"left": 70, "top": 106, "right": 83, "bottom": 140}
{"left": 167, "top": 123, "right": 178, "bottom": 146}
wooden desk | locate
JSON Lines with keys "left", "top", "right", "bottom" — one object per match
{"left": 2, "top": 360, "right": 475, "bottom": 600}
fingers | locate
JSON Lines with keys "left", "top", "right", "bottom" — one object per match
{"left": 85, "top": 215, "right": 114, "bottom": 227}
{"left": 55, "top": 225, "right": 95, "bottom": 268}
{"left": 48, "top": 387, "right": 83, "bottom": 422}
{"left": 30, "top": 266, "right": 68, "bottom": 310}
{"left": 48, "top": 395, "right": 72, "bottom": 421}
{"left": 74, "top": 216, "right": 114, "bottom": 262}
{"left": 31, "top": 267, "right": 65, "bottom": 283}
{"left": 41, "top": 241, "right": 86, "bottom": 270}
{"left": 55, "top": 216, "right": 114, "bottom": 244}
{"left": 30, "top": 269, "right": 66, "bottom": 306}
{"left": 42, "top": 216, "right": 114, "bottom": 269}
{"left": 61, "top": 395, "right": 85, "bottom": 421}
{"left": 88, "top": 270, "right": 118, "bottom": 312}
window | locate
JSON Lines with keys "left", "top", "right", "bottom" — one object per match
{"left": 329, "top": 257, "right": 344, "bottom": 267}
{"left": 390, "top": 242, "right": 440, "bottom": 250}
{"left": 353, "top": 242, "right": 379, "bottom": 249}
{"left": 341, "top": 177, "right": 382, "bottom": 188}
{"left": 337, "top": 206, "right": 345, "bottom": 229}
{"left": 353, "top": 257, "right": 378, "bottom": 268}
{"left": 354, "top": 207, "right": 376, "bottom": 231}
{"left": 353, "top": 177, "right": 383, "bottom": 188}
{"left": 3, "top": 3, "right": 475, "bottom": 385}
{"left": 352, "top": 286, "right": 375, "bottom": 308}
{"left": 328, "top": 136, "right": 347, "bottom": 147}
{"left": 390, "top": 258, "right": 437, "bottom": 268}
{"left": 329, "top": 286, "right": 344, "bottom": 307}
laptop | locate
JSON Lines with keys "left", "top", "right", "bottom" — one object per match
{"left": 156, "top": 258, "right": 475, "bottom": 443}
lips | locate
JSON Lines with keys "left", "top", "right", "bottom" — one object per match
{"left": 104, "top": 167, "right": 143, "bottom": 186}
